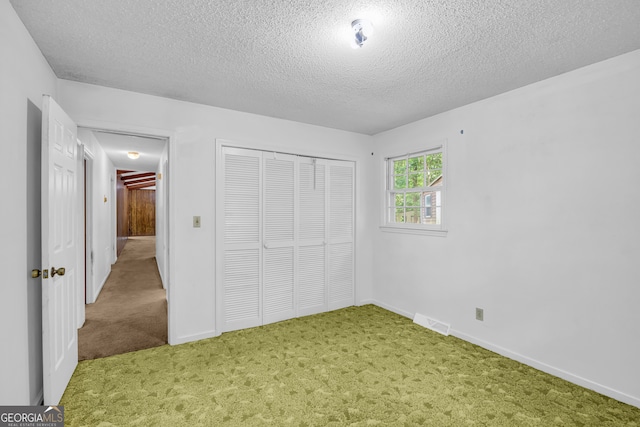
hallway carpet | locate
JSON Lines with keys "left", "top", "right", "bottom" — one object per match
{"left": 78, "top": 236, "right": 167, "bottom": 360}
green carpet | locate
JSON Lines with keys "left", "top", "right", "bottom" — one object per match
{"left": 61, "top": 305, "right": 640, "bottom": 426}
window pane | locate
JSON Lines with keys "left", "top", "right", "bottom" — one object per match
{"left": 426, "top": 153, "right": 442, "bottom": 170}
{"left": 393, "top": 159, "right": 406, "bottom": 174}
{"left": 406, "top": 208, "right": 420, "bottom": 223}
{"left": 422, "top": 208, "right": 436, "bottom": 224}
{"left": 425, "top": 206, "right": 432, "bottom": 218}
{"left": 424, "top": 194, "right": 432, "bottom": 218}
{"left": 407, "top": 172, "right": 424, "bottom": 188}
{"left": 406, "top": 192, "right": 420, "bottom": 206}
{"left": 408, "top": 156, "right": 424, "bottom": 172}
{"left": 426, "top": 153, "right": 442, "bottom": 186}
{"left": 394, "top": 175, "right": 407, "bottom": 189}
{"left": 394, "top": 193, "right": 404, "bottom": 207}
{"left": 394, "top": 208, "right": 405, "bottom": 223}
{"left": 427, "top": 170, "right": 442, "bottom": 186}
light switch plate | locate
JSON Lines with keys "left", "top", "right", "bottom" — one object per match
{"left": 193, "top": 216, "right": 201, "bottom": 228}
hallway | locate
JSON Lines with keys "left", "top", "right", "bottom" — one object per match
{"left": 79, "top": 237, "right": 167, "bottom": 360}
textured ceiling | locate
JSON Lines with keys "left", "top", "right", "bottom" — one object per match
{"left": 11, "top": 0, "right": 640, "bottom": 135}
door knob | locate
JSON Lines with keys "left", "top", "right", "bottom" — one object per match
{"left": 31, "top": 269, "right": 41, "bottom": 278}
{"left": 51, "top": 266, "right": 65, "bottom": 277}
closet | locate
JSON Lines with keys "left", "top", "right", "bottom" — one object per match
{"left": 217, "top": 146, "right": 354, "bottom": 333}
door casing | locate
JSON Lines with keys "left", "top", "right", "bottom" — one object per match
{"left": 75, "top": 121, "right": 176, "bottom": 343}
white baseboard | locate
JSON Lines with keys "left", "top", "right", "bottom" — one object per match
{"left": 90, "top": 269, "right": 110, "bottom": 304}
{"left": 451, "top": 329, "right": 640, "bottom": 409}
{"left": 159, "top": 269, "right": 167, "bottom": 290}
{"left": 170, "top": 329, "right": 218, "bottom": 346}
{"left": 368, "top": 300, "right": 413, "bottom": 319}
{"left": 357, "top": 299, "right": 376, "bottom": 307}
{"left": 366, "top": 299, "right": 640, "bottom": 409}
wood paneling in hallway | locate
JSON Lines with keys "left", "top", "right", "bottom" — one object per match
{"left": 129, "top": 189, "right": 155, "bottom": 236}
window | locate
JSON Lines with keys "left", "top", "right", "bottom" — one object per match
{"left": 424, "top": 194, "right": 432, "bottom": 218}
{"left": 384, "top": 145, "right": 445, "bottom": 234}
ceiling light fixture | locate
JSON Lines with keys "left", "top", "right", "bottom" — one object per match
{"left": 127, "top": 151, "right": 140, "bottom": 159}
{"left": 351, "top": 19, "right": 373, "bottom": 49}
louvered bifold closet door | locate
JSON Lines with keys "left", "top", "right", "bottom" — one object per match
{"left": 327, "top": 160, "right": 355, "bottom": 310}
{"left": 262, "top": 152, "right": 297, "bottom": 325}
{"left": 298, "top": 158, "right": 327, "bottom": 317}
{"left": 221, "top": 147, "right": 263, "bottom": 332}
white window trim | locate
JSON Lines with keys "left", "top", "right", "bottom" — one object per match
{"left": 379, "top": 140, "right": 448, "bottom": 237}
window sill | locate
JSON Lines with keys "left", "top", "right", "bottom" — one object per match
{"left": 379, "top": 225, "right": 448, "bottom": 237}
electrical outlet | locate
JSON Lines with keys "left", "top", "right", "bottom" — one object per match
{"left": 193, "top": 216, "right": 201, "bottom": 228}
{"left": 475, "top": 308, "right": 484, "bottom": 321}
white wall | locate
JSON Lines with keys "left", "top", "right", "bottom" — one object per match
{"left": 0, "top": 1, "right": 58, "bottom": 405}
{"left": 57, "top": 80, "right": 375, "bottom": 345}
{"left": 77, "top": 129, "right": 116, "bottom": 303}
{"left": 372, "top": 49, "right": 640, "bottom": 407}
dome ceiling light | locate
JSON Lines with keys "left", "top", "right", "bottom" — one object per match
{"left": 351, "top": 19, "right": 374, "bottom": 49}
{"left": 127, "top": 151, "right": 140, "bottom": 159}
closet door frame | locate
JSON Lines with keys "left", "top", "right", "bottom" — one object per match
{"left": 215, "top": 139, "right": 356, "bottom": 335}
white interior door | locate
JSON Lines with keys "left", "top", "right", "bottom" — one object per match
{"left": 220, "top": 147, "right": 263, "bottom": 332}
{"left": 41, "top": 95, "right": 79, "bottom": 405}
{"left": 327, "top": 161, "right": 355, "bottom": 310}
{"left": 262, "top": 152, "right": 297, "bottom": 325}
{"left": 298, "top": 158, "right": 327, "bottom": 316}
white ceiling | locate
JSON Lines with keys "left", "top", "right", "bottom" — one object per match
{"left": 11, "top": 0, "right": 640, "bottom": 135}
{"left": 91, "top": 131, "right": 166, "bottom": 172}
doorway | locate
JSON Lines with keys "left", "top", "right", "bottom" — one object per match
{"left": 79, "top": 127, "right": 170, "bottom": 359}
